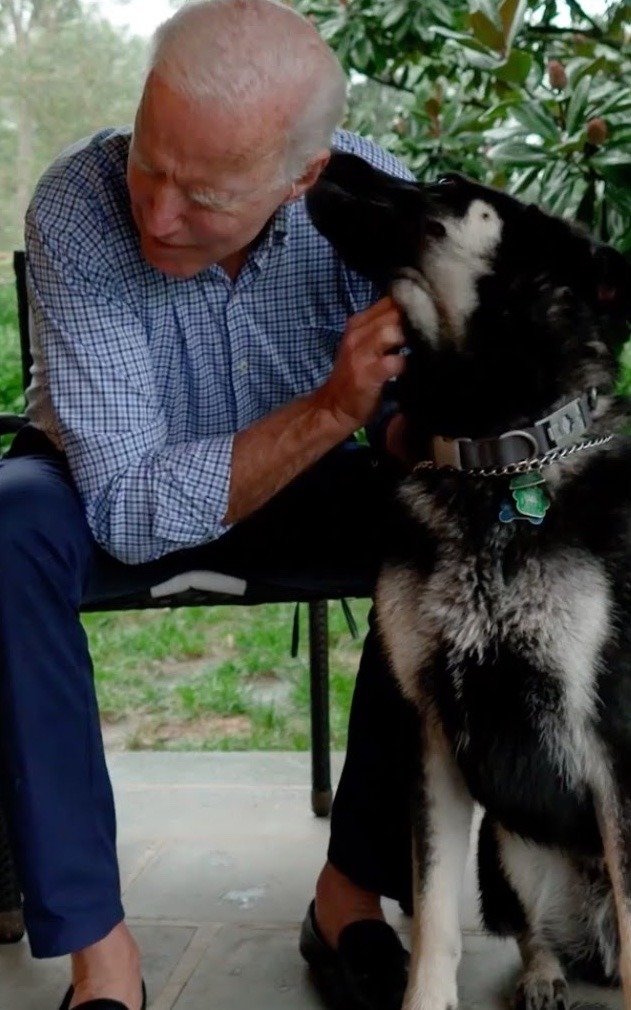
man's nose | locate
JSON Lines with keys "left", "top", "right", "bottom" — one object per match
{"left": 144, "top": 181, "right": 185, "bottom": 236}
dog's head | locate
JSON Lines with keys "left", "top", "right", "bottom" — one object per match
{"left": 307, "top": 152, "right": 631, "bottom": 447}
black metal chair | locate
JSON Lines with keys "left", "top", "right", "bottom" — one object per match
{"left": 0, "top": 250, "right": 371, "bottom": 945}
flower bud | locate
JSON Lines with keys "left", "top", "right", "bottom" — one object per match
{"left": 586, "top": 117, "right": 608, "bottom": 145}
{"left": 547, "top": 60, "right": 567, "bottom": 90}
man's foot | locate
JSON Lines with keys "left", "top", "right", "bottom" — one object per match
{"left": 69, "top": 921, "right": 143, "bottom": 1010}
{"left": 302, "top": 863, "right": 408, "bottom": 1010}
{"left": 314, "top": 860, "right": 385, "bottom": 948}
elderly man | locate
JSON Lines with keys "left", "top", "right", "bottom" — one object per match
{"left": 0, "top": 2, "right": 418, "bottom": 1009}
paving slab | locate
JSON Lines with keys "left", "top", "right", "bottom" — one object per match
{"left": 0, "top": 921, "right": 195, "bottom": 1010}
{"left": 0, "top": 752, "right": 623, "bottom": 1010}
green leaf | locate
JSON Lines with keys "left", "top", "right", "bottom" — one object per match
{"left": 472, "top": 0, "right": 501, "bottom": 23}
{"left": 592, "top": 157, "right": 631, "bottom": 188}
{"left": 545, "top": 168, "right": 572, "bottom": 215}
{"left": 317, "top": 15, "right": 347, "bottom": 41}
{"left": 509, "top": 165, "right": 543, "bottom": 194}
{"left": 611, "top": 128, "right": 631, "bottom": 147}
{"left": 495, "top": 49, "right": 532, "bottom": 85}
{"left": 487, "top": 140, "right": 547, "bottom": 165}
{"left": 566, "top": 75, "right": 591, "bottom": 136}
{"left": 597, "top": 93, "right": 631, "bottom": 118}
{"left": 432, "top": 26, "right": 487, "bottom": 49}
{"left": 430, "top": 0, "right": 456, "bottom": 26}
{"left": 499, "top": 0, "right": 528, "bottom": 50}
{"left": 469, "top": 10, "right": 504, "bottom": 51}
{"left": 382, "top": 2, "right": 409, "bottom": 30}
{"left": 464, "top": 49, "right": 502, "bottom": 71}
{"left": 566, "top": 56, "right": 607, "bottom": 89}
{"left": 402, "top": 64, "right": 425, "bottom": 89}
{"left": 350, "top": 36, "right": 375, "bottom": 71}
{"left": 561, "top": 178, "right": 594, "bottom": 221}
{"left": 456, "top": 101, "right": 514, "bottom": 132}
{"left": 592, "top": 150, "right": 631, "bottom": 167}
{"left": 511, "top": 101, "right": 559, "bottom": 142}
{"left": 605, "top": 184, "right": 631, "bottom": 218}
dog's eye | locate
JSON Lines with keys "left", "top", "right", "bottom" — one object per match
{"left": 436, "top": 175, "right": 457, "bottom": 186}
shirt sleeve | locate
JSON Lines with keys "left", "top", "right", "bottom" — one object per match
{"left": 25, "top": 182, "right": 235, "bottom": 566}
{"left": 335, "top": 131, "right": 416, "bottom": 183}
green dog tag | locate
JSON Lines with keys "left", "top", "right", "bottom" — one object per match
{"left": 509, "top": 472, "right": 545, "bottom": 490}
{"left": 512, "top": 485, "right": 550, "bottom": 519}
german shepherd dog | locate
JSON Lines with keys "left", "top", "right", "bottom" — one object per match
{"left": 306, "top": 153, "right": 631, "bottom": 1010}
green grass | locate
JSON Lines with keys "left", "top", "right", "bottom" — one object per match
{"left": 84, "top": 600, "right": 371, "bottom": 751}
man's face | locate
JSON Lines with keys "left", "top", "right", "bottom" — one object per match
{"left": 127, "top": 73, "right": 294, "bottom": 278}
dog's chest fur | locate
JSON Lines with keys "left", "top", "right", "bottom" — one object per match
{"left": 376, "top": 479, "right": 612, "bottom": 849}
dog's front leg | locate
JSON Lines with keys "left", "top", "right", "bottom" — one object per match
{"left": 596, "top": 782, "right": 631, "bottom": 1008}
{"left": 404, "top": 714, "right": 475, "bottom": 1010}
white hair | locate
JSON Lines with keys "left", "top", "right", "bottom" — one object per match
{"left": 148, "top": 0, "right": 347, "bottom": 181}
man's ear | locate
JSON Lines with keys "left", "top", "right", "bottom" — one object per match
{"left": 289, "top": 149, "right": 331, "bottom": 202}
{"left": 305, "top": 151, "right": 428, "bottom": 285}
{"left": 592, "top": 243, "right": 631, "bottom": 320}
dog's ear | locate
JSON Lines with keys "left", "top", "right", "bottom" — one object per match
{"left": 522, "top": 207, "right": 631, "bottom": 323}
{"left": 306, "top": 151, "right": 428, "bottom": 285}
{"left": 591, "top": 244, "right": 631, "bottom": 321}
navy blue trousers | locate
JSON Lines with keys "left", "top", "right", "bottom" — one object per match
{"left": 0, "top": 428, "right": 416, "bottom": 958}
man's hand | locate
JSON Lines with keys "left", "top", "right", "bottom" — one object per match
{"left": 313, "top": 296, "right": 407, "bottom": 435}
{"left": 225, "top": 298, "right": 407, "bottom": 526}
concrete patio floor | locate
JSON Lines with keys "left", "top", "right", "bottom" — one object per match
{"left": 0, "top": 752, "right": 622, "bottom": 1010}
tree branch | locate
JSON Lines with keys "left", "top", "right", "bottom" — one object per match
{"left": 566, "top": 0, "right": 603, "bottom": 35}
{"left": 526, "top": 25, "right": 625, "bottom": 51}
{"left": 355, "top": 70, "right": 416, "bottom": 94}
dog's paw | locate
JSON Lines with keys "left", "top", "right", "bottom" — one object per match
{"left": 402, "top": 997, "right": 457, "bottom": 1010}
{"left": 514, "top": 974, "right": 569, "bottom": 1010}
{"left": 391, "top": 277, "right": 440, "bottom": 345}
{"left": 402, "top": 969, "right": 458, "bottom": 1010}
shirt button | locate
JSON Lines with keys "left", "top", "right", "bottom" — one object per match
{"left": 238, "top": 360, "right": 249, "bottom": 373}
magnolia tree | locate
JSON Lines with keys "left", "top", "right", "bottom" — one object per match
{"left": 296, "top": 0, "right": 631, "bottom": 254}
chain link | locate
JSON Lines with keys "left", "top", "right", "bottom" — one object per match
{"left": 412, "top": 433, "right": 616, "bottom": 479}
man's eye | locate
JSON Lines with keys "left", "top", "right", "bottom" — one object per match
{"left": 191, "top": 195, "right": 232, "bottom": 210}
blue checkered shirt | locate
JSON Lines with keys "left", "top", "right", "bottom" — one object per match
{"left": 25, "top": 128, "right": 412, "bottom": 564}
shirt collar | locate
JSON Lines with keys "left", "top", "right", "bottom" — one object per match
{"left": 272, "top": 200, "right": 294, "bottom": 245}
{"left": 250, "top": 200, "right": 294, "bottom": 269}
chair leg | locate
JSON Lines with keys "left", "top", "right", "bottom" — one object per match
{"left": 308, "top": 600, "right": 332, "bottom": 818}
{"left": 0, "top": 802, "right": 24, "bottom": 944}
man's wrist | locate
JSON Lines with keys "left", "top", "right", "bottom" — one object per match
{"left": 307, "top": 387, "right": 360, "bottom": 443}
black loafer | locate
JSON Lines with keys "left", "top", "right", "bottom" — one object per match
{"left": 58, "top": 980, "right": 146, "bottom": 1010}
{"left": 299, "top": 900, "right": 409, "bottom": 1010}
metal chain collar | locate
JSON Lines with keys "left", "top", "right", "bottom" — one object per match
{"left": 412, "top": 433, "right": 616, "bottom": 479}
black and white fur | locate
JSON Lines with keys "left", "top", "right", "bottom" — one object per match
{"left": 306, "top": 153, "right": 631, "bottom": 1010}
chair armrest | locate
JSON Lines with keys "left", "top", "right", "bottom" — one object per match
{"left": 150, "top": 570, "right": 247, "bottom": 599}
{"left": 0, "top": 413, "right": 27, "bottom": 436}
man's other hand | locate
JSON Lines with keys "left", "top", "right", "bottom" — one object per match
{"left": 314, "top": 297, "right": 407, "bottom": 435}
